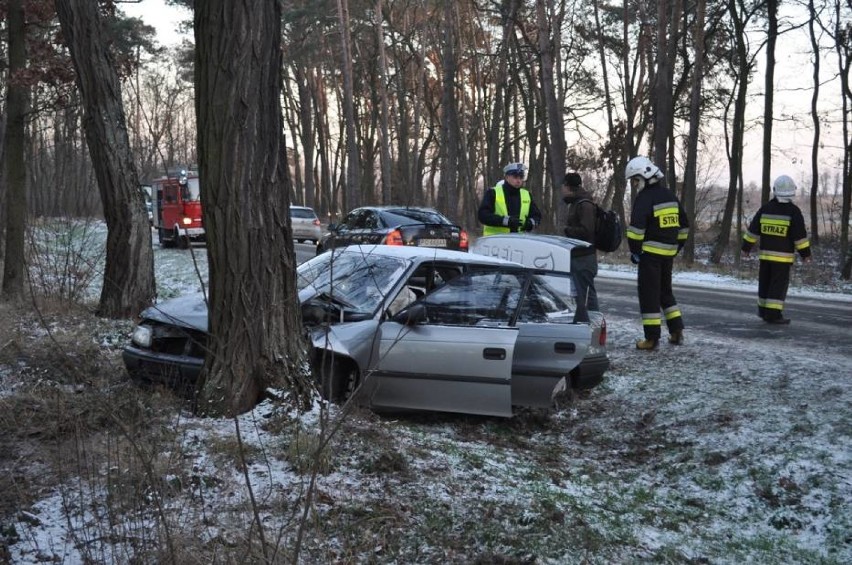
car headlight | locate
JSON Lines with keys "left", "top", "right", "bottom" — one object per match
{"left": 131, "top": 325, "right": 153, "bottom": 348}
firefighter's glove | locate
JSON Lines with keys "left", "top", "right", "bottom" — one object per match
{"left": 505, "top": 216, "right": 521, "bottom": 230}
{"left": 630, "top": 252, "right": 642, "bottom": 265}
{"left": 523, "top": 218, "right": 536, "bottom": 232}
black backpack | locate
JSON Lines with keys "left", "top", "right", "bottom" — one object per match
{"left": 580, "top": 199, "right": 623, "bottom": 252}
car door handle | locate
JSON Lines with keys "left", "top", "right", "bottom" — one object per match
{"left": 554, "top": 342, "right": 576, "bottom": 354}
{"left": 483, "top": 348, "right": 506, "bottom": 360}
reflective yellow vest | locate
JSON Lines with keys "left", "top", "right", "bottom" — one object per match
{"left": 483, "top": 184, "right": 532, "bottom": 236}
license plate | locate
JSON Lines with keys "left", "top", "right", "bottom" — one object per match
{"left": 418, "top": 238, "right": 447, "bottom": 247}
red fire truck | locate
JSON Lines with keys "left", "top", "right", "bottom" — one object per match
{"left": 152, "top": 169, "right": 204, "bottom": 248}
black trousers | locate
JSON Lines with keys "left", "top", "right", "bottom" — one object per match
{"left": 637, "top": 254, "right": 684, "bottom": 340}
{"left": 757, "top": 260, "right": 791, "bottom": 320}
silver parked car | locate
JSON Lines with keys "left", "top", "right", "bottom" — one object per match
{"left": 123, "top": 241, "right": 608, "bottom": 417}
{"left": 290, "top": 205, "right": 322, "bottom": 244}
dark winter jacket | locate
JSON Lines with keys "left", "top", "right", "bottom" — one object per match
{"left": 627, "top": 180, "right": 689, "bottom": 257}
{"left": 562, "top": 191, "right": 597, "bottom": 257}
{"left": 742, "top": 198, "right": 811, "bottom": 263}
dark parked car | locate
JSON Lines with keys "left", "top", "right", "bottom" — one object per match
{"left": 123, "top": 240, "right": 608, "bottom": 417}
{"left": 317, "top": 206, "right": 468, "bottom": 254}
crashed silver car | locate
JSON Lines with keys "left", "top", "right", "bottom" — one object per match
{"left": 123, "top": 241, "right": 608, "bottom": 417}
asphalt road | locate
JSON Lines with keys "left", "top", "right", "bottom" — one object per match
{"left": 597, "top": 275, "right": 852, "bottom": 358}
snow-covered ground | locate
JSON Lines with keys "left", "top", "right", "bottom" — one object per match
{"left": 3, "top": 227, "right": 851, "bottom": 563}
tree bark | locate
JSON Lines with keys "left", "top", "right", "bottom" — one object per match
{"left": 652, "top": 0, "right": 673, "bottom": 171}
{"left": 438, "top": 0, "right": 459, "bottom": 214}
{"left": 536, "top": 0, "right": 566, "bottom": 192}
{"left": 2, "top": 0, "right": 28, "bottom": 302}
{"left": 711, "top": 0, "right": 750, "bottom": 264}
{"left": 760, "top": 0, "right": 778, "bottom": 204}
{"left": 194, "top": 0, "right": 310, "bottom": 416}
{"left": 807, "top": 0, "right": 821, "bottom": 244}
{"left": 682, "top": 0, "right": 706, "bottom": 264}
{"left": 54, "top": 0, "right": 155, "bottom": 318}
{"left": 375, "top": 0, "right": 394, "bottom": 205}
{"left": 337, "top": 0, "right": 361, "bottom": 211}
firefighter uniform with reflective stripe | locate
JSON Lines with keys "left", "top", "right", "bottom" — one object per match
{"left": 742, "top": 198, "right": 811, "bottom": 321}
{"left": 478, "top": 183, "right": 541, "bottom": 236}
{"left": 628, "top": 181, "right": 689, "bottom": 341}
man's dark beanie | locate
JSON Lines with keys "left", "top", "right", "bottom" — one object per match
{"left": 564, "top": 172, "right": 582, "bottom": 187}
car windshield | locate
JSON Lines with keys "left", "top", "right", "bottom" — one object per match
{"left": 298, "top": 250, "right": 409, "bottom": 313}
{"left": 181, "top": 178, "right": 201, "bottom": 202}
{"left": 383, "top": 208, "right": 451, "bottom": 225}
{"left": 291, "top": 208, "right": 317, "bottom": 219}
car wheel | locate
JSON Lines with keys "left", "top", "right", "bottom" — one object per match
{"left": 175, "top": 228, "right": 189, "bottom": 249}
{"left": 319, "top": 355, "right": 359, "bottom": 402}
{"left": 158, "top": 228, "right": 174, "bottom": 248}
{"left": 297, "top": 239, "right": 305, "bottom": 243}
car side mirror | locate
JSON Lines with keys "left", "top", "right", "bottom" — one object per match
{"left": 392, "top": 303, "right": 427, "bottom": 326}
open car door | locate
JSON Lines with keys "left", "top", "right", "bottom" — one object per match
{"left": 365, "top": 267, "right": 587, "bottom": 416}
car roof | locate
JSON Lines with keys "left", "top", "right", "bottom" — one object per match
{"left": 356, "top": 205, "right": 439, "bottom": 212}
{"left": 290, "top": 205, "right": 315, "bottom": 211}
{"left": 470, "top": 234, "right": 590, "bottom": 274}
{"left": 334, "top": 244, "right": 522, "bottom": 267}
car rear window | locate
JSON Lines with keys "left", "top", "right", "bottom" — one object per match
{"left": 290, "top": 207, "right": 317, "bottom": 219}
{"left": 383, "top": 208, "right": 451, "bottom": 225}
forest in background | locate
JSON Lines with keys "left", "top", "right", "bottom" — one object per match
{"left": 1, "top": 0, "right": 850, "bottom": 266}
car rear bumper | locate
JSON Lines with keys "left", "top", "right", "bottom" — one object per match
{"left": 570, "top": 353, "right": 609, "bottom": 389}
{"left": 123, "top": 345, "right": 203, "bottom": 387}
{"left": 292, "top": 227, "right": 322, "bottom": 240}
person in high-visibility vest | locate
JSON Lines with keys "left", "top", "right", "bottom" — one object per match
{"left": 742, "top": 175, "right": 811, "bottom": 324}
{"left": 478, "top": 162, "right": 542, "bottom": 236}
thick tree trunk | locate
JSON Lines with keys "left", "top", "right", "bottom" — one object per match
{"left": 2, "top": 0, "right": 28, "bottom": 302}
{"left": 194, "top": 0, "right": 310, "bottom": 416}
{"left": 54, "top": 0, "right": 155, "bottom": 318}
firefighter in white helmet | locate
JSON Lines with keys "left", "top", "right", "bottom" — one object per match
{"left": 742, "top": 175, "right": 811, "bottom": 324}
{"left": 625, "top": 156, "right": 690, "bottom": 350}
{"left": 478, "top": 162, "right": 542, "bottom": 236}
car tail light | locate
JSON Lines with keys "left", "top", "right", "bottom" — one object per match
{"left": 459, "top": 229, "right": 469, "bottom": 251}
{"left": 385, "top": 229, "right": 403, "bottom": 246}
{"left": 312, "top": 219, "right": 321, "bottom": 226}
{"left": 599, "top": 318, "right": 607, "bottom": 346}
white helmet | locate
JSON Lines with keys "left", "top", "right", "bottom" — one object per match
{"left": 773, "top": 175, "right": 796, "bottom": 201}
{"left": 625, "top": 156, "right": 663, "bottom": 181}
{"left": 503, "top": 162, "right": 526, "bottom": 176}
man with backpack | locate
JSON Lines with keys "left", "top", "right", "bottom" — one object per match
{"left": 561, "top": 172, "right": 600, "bottom": 311}
{"left": 625, "top": 156, "right": 689, "bottom": 350}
